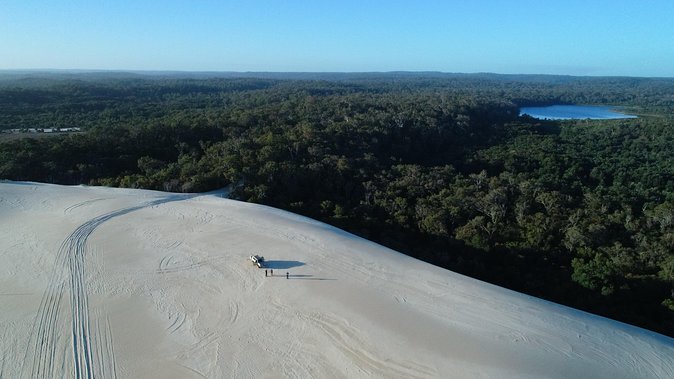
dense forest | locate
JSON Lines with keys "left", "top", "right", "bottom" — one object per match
{"left": 2, "top": 72, "right": 674, "bottom": 336}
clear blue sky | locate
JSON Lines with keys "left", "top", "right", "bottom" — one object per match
{"left": 1, "top": 0, "right": 673, "bottom": 77}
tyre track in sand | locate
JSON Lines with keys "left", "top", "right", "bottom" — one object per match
{"left": 23, "top": 195, "right": 192, "bottom": 379}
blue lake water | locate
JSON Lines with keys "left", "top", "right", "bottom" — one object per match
{"left": 519, "top": 105, "right": 637, "bottom": 120}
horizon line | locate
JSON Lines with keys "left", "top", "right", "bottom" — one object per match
{"left": 0, "top": 68, "right": 672, "bottom": 80}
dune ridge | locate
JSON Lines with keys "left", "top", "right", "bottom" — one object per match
{"left": 0, "top": 181, "right": 673, "bottom": 378}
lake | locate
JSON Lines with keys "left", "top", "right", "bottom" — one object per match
{"left": 519, "top": 105, "right": 637, "bottom": 120}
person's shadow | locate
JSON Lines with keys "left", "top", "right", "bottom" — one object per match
{"left": 285, "top": 274, "right": 336, "bottom": 281}
{"left": 263, "top": 260, "right": 305, "bottom": 269}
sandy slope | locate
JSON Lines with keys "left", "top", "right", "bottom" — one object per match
{"left": 0, "top": 181, "right": 673, "bottom": 379}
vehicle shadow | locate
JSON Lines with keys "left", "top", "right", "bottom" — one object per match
{"left": 263, "top": 260, "right": 305, "bottom": 269}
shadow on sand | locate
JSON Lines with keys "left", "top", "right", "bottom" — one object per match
{"left": 263, "top": 260, "right": 305, "bottom": 270}
{"left": 286, "top": 274, "right": 336, "bottom": 281}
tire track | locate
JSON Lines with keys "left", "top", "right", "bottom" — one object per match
{"left": 300, "top": 312, "right": 435, "bottom": 378}
{"left": 156, "top": 254, "right": 227, "bottom": 274}
{"left": 23, "top": 195, "right": 191, "bottom": 379}
{"left": 166, "top": 311, "right": 187, "bottom": 334}
{"left": 64, "top": 198, "right": 108, "bottom": 215}
{"left": 22, "top": 237, "right": 70, "bottom": 379}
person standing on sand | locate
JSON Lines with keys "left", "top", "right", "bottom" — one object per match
{"left": 286, "top": 272, "right": 289, "bottom": 279}
{"left": 265, "top": 269, "right": 268, "bottom": 277}
{"left": 270, "top": 269, "right": 273, "bottom": 277}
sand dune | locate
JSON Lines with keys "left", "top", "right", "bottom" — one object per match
{"left": 1, "top": 181, "right": 673, "bottom": 378}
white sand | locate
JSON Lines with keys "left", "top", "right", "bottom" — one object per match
{"left": 1, "top": 181, "right": 673, "bottom": 378}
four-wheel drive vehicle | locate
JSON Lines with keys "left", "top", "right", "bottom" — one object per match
{"left": 250, "top": 254, "right": 265, "bottom": 268}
